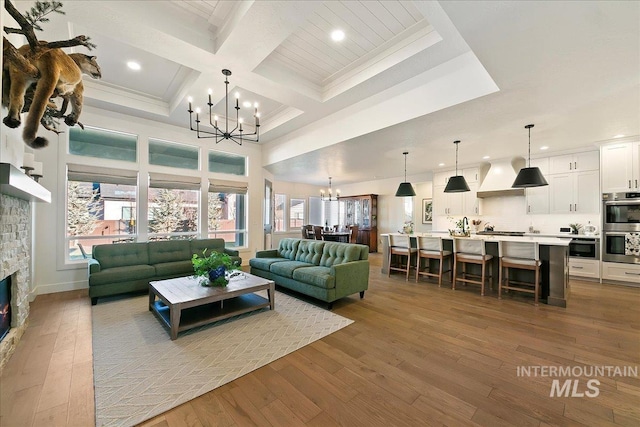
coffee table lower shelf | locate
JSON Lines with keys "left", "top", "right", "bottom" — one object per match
{"left": 151, "top": 293, "right": 270, "bottom": 338}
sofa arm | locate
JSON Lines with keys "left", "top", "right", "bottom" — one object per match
{"left": 255, "top": 249, "right": 278, "bottom": 258}
{"left": 224, "top": 248, "right": 240, "bottom": 257}
{"left": 331, "top": 260, "right": 369, "bottom": 296}
{"left": 88, "top": 258, "right": 101, "bottom": 275}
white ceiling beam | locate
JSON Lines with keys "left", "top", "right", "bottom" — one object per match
{"left": 263, "top": 51, "right": 499, "bottom": 166}
{"left": 214, "top": 1, "right": 324, "bottom": 71}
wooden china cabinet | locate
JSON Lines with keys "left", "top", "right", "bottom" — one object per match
{"left": 338, "top": 194, "right": 378, "bottom": 252}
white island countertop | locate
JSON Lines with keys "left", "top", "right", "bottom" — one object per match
{"left": 382, "top": 232, "right": 571, "bottom": 246}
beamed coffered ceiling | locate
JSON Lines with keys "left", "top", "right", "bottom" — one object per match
{"left": 3, "top": 1, "right": 639, "bottom": 186}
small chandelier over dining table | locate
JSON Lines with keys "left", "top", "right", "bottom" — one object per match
{"left": 187, "top": 69, "right": 260, "bottom": 145}
{"left": 321, "top": 177, "right": 340, "bottom": 201}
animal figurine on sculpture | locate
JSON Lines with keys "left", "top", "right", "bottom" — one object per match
{"left": 2, "top": 43, "right": 101, "bottom": 148}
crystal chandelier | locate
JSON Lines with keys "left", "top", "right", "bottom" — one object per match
{"left": 187, "top": 69, "right": 260, "bottom": 145}
{"left": 321, "top": 177, "right": 340, "bottom": 201}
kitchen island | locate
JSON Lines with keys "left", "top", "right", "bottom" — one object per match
{"left": 381, "top": 233, "right": 571, "bottom": 307}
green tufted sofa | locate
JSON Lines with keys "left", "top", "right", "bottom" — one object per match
{"left": 88, "top": 238, "right": 241, "bottom": 305}
{"left": 249, "top": 238, "right": 369, "bottom": 308}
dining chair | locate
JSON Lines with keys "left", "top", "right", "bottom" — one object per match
{"left": 452, "top": 238, "right": 493, "bottom": 296}
{"left": 498, "top": 240, "right": 542, "bottom": 305}
{"left": 415, "top": 235, "right": 452, "bottom": 286}
{"left": 388, "top": 234, "right": 417, "bottom": 281}
{"left": 349, "top": 225, "right": 359, "bottom": 243}
{"left": 313, "top": 225, "right": 324, "bottom": 240}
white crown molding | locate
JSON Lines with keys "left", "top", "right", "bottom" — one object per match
{"left": 83, "top": 80, "right": 169, "bottom": 116}
{"left": 322, "top": 22, "right": 442, "bottom": 101}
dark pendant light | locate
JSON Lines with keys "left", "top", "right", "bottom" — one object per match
{"left": 444, "top": 140, "right": 470, "bottom": 193}
{"left": 512, "top": 124, "right": 549, "bottom": 188}
{"left": 395, "top": 151, "right": 416, "bottom": 197}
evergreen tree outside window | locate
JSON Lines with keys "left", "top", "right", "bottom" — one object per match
{"left": 66, "top": 164, "right": 138, "bottom": 261}
{"left": 148, "top": 187, "right": 199, "bottom": 240}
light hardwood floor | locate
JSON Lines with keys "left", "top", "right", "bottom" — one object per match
{"left": 1, "top": 253, "right": 639, "bottom": 426}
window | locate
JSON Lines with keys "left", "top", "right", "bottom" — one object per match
{"left": 289, "top": 198, "right": 305, "bottom": 229}
{"left": 66, "top": 164, "right": 138, "bottom": 261}
{"left": 148, "top": 173, "right": 200, "bottom": 240}
{"left": 324, "top": 200, "right": 339, "bottom": 228}
{"left": 274, "top": 194, "right": 286, "bottom": 232}
{"left": 208, "top": 179, "right": 248, "bottom": 247}
{"left": 69, "top": 126, "right": 137, "bottom": 162}
{"left": 308, "top": 197, "right": 323, "bottom": 226}
{"left": 404, "top": 197, "right": 413, "bottom": 222}
{"left": 208, "top": 151, "right": 246, "bottom": 176}
{"left": 149, "top": 139, "right": 199, "bottom": 170}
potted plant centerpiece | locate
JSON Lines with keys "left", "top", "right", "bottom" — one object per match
{"left": 191, "top": 249, "right": 239, "bottom": 287}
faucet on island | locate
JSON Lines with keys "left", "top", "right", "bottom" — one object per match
{"left": 462, "top": 216, "right": 469, "bottom": 234}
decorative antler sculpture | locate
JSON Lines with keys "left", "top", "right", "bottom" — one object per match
{"left": 2, "top": 0, "right": 100, "bottom": 148}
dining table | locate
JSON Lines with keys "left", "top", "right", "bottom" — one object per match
{"left": 322, "top": 231, "right": 350, "bottom": 243}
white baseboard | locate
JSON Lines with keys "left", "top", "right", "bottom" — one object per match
{"left": 30, "top": 280, "right": 88, "bottom": 301}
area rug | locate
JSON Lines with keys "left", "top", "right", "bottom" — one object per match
{"left": 91, "top": 291, "right": 353, "bottom": 427}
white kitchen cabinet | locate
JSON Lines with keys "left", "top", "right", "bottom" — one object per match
{"left": 433, "top": 185, "right": 463, "bottom": 216}
{"left": 526, "top": 158, "right": 549, "bottom": 214}
{"left": 550, "top": 151, "right": 599, "bottom": 174}
{"left": 602, "top": 262, "right": 640, "bottom": 284}
{"left": 569, "top": 258, "right": 600, "bottom": 279}
{"left": 549, "top": 170, "right": 599, "bottom": 214}
{"left": 433, "top": 171, "right": 451, "bottom": 187}
{"left": 463, "top": 168, "right": 479, "bottom": 183}
{"left": 601, "top": 142, "right": 640, "bottom": 192}
{"left": 433, "top": 168, "right": 479, "bottom": 216}
{"left": 463, "top": 181, "right": 480, "bottom": 215}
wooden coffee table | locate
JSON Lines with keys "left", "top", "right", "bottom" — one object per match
{"left": 149, "top": 272, "right": 275, "bottom": 340}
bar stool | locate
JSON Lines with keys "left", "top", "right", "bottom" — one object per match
{"left": 498, "top": 241, "right": 541, "bottom": 305}
{"left": 452, "top": 238, "right": 493, "bottom": 296}
{"left": 388, "top": 234, "right": 417, "bottom": 281}
{"left": 415, "top": 235, "right": 452, "bottom": 286}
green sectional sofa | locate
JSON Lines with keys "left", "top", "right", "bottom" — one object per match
{"left": 249, "top": 238, "right": 369, "bottom": 308}
{"left": 88, "top": 238, "right": 241, "bottom": 305}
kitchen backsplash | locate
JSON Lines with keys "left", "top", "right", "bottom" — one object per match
{"left": 433, "top": 195, "right": 600, "bottom": 234}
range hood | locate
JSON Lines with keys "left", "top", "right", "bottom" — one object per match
{"left": 476, "top": 158, "right": 526, "bottom": 198}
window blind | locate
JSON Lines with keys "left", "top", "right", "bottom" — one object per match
{"left": 208, "top": 179, "right": 248, "bottom": 194}
{"left": 67, "top": 163, "right": 138, "bottom": 185}
{"left": 149, "top": 172, "right": 201, "bottom": 190}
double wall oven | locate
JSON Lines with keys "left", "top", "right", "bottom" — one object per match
{"left": 602, "top": 192, "right": 640, "bottom": 264}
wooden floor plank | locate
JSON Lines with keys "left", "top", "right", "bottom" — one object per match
{"left": 0, "top": 258, "right": 638, "bottom": 427}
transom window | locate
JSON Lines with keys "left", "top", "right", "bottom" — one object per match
{"left": 69, "top": 126, "right": 137, "bottom": 162}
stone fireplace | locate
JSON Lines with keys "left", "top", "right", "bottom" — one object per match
{"left": 0, "top": 193, "right": 32, "bottom": 374}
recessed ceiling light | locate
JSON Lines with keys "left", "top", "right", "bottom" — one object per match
{"left": 243, "top": 101, "right": 252, "bottom": 108}
{"left": 127, "top": 61, "right": 141, "bottom": 71}
{"left": 438, "top": 163, "right": 445, "bottom": 167}
{"left": 614, "top": 134, "right": 625, "bottom": 138}
{"left": 331, "top": 29, "right": 345, "bottom": 42}
{"left": 540, "top": 146, "right": 549, "bottom": 150}
{"left": 482, "top": 155, "right": 490, "bottom": 160}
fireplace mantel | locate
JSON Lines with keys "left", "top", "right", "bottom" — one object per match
{"left": 0, "top": 163, "right": 51, "bottom": 203}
